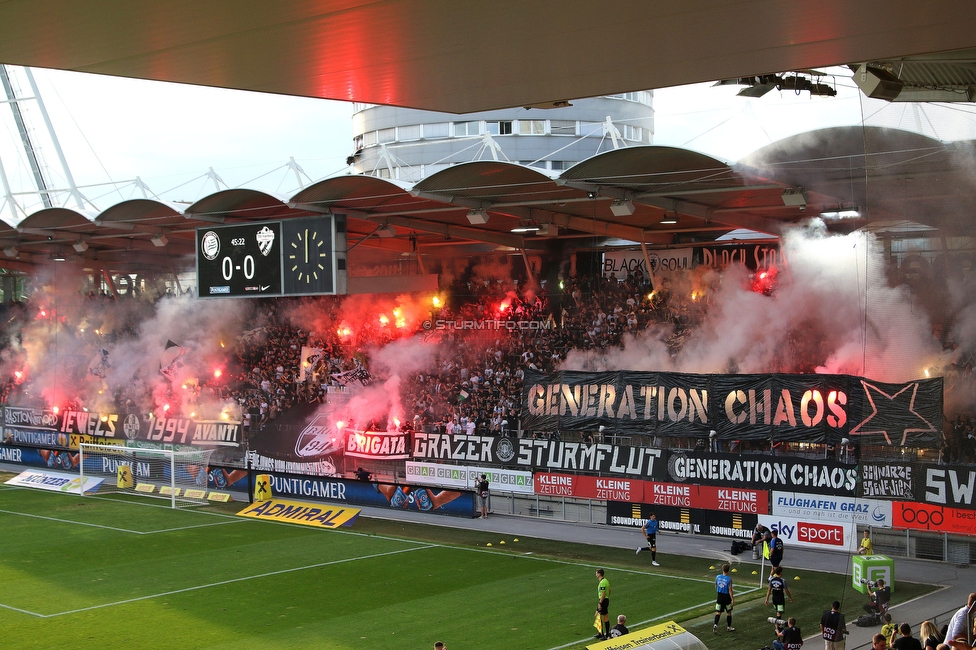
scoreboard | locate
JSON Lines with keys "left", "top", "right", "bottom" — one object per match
{"left": 196, "top": 215, "right": 346, "bottom": 298}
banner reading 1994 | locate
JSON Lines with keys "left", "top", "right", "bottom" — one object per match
{"left": 521, "top": 371, "right": 942, "bottom": 447}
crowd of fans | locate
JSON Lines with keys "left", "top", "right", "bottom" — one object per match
{"left": 0, "top": 262, "right": 968, "bottom": 461}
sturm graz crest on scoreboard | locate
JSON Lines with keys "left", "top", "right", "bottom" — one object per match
{"left": 201, "top": 231, "right": 219, "bottom": 260}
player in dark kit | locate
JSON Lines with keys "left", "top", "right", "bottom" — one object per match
{"left": 636, "top": 513, "right": 660, "bottom": 566}
{"left": 765, "top": 565, "right": 794, "bottom": 617}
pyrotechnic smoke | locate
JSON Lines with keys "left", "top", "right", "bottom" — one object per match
{"left": 0, "top": 276, "right": 250, "bottom": 418}
{"left": 563, "top": 225, "right": 946, "bottom": 386}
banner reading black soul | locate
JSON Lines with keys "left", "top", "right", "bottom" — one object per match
{"left": 522, "top": 371, "right": 943, "bottom": 447}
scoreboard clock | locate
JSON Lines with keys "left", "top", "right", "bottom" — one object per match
{"left": 281, "top": 216, "right": 337, "bottom": 296}
{"left": 196, "top": 216, "right": 346, "bottom": 298}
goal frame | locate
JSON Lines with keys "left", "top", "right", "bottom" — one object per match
{"left": 78, "top": 443, "right": 214, "bottom": 508}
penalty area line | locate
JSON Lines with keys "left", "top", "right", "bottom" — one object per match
{"left": 39, "top": 544, "right": 436, "bottom": 618}
{"left": 0, "top": 507, "right": 245, "bottom": 535}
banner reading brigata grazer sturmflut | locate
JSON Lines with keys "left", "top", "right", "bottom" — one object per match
{"left": 521, "top": 371, "right": 942, "bottom": 447}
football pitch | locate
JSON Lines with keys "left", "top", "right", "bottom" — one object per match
{"left": 0, "top": 482, "right": 935, "bottom": 650}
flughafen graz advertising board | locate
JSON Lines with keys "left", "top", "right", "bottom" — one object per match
{"left": 521, "top": 370, "right": 943, "bottom": 447}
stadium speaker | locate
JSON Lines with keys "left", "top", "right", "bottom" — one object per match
{"left": 854, "top": 64, "right": 903, "bottom": 101}
{"left": 610, "top": 199, "right": 635, "bottom": 216}
{"left": 466, "top": 209, "right": 489, "bottom": 225}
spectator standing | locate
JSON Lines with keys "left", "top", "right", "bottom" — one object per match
{"left": 881, "top": 614, "right": 897, "bottom": 647}
{"left": 713, "top": 563, "right": 735, "bottom": 634}
{"left": 476, "top": 473, "right": 490, "bottom": 519}
{"left": 821, "top": 600, "right": 848, "bottom": 650}
{"left": 920, "top": 621, "right": 942, "bottom": 650}
{"left": 860, "top": 530, "right": 874, "bottom": 555}
{"left": 945, "top": 593, "right": 976, "bottom": 650}
{"left": 892, "top": 623, "right": 923, "bottom": 650}
{"left": 636, "top": 513, "right": 660, "bottom": 566}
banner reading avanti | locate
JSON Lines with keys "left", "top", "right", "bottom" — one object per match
{"left": 521, "top": 371, "right": 942, "bottom": 447}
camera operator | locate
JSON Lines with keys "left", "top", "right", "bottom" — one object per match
{"left": 864, "top": 579, "right": 892, "bottom": 616}
{"left": 822, "top": 600, "right": 848, "bottom": 650}
{"left": 772, "top": 617, "right": 803, "bottom": 650}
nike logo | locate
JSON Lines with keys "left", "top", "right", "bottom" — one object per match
{"left": 261, "top": 285, "right": 271, "bottom": 291}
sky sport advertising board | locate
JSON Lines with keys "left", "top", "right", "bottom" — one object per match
{"left": 757, "top": 514, "right": 857, "bottom": 552}
{"left": 772, "top": 491, "right": 893, "bottom": 527}
{"left": 405, "top": 461, "right": 534, "bottom": 494}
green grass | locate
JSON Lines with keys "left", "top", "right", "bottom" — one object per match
{"left": 0, "top": 480, "right": 936, "bottom": 649}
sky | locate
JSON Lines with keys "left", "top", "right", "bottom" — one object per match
{"left": 1, "top": 65, "right": 975, "bottom": 223}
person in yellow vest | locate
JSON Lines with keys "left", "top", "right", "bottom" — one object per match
{"left": 595, "top": 569, "right": 612, "bottom": 640}
{"left": 859, "top": 530, "right": 874, "bottom": 555}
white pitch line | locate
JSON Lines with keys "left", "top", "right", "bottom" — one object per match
{"left": 0, "top": 602, "right": 46, "bottom": 618}
{"left": 0, "top": 507, "right": 245, "bottom": 535}
{"left": 0, "top": 508, "right": 146, "bottom": 534}
{"left": 35, "top": 543, "right": 435, "bottom": 618}
{"left": 544, "top": 586, "right": 763, "bottom": 650}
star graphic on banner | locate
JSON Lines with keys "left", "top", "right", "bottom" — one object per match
{"left": 848, "top": 380, "right": 936, "bottom": 446}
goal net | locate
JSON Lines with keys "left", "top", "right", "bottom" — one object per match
{"left": 78, "top": 443, "right": 215, "bottom": 508}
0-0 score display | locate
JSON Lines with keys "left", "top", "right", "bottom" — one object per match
{"left": 196, "top": 222, "right": 283, "bottom": 297}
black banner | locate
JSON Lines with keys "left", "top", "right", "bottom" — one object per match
{"left": 916, "top": 464, "right": 976, "bottom": 509}
{"left": 0, "top": 407, "right": 242, "bottom": 448}
{"left": 607, "top": 501, "right": 758, "bottom": 539}
{"left": 410, "top": 432, "right": 667, "bottom": 479}
{"left": 522, "top": 371, "right": 942, "bottom": 447}
{"left": 858, "top": 462, "right": 915, "bottom": 499}
{"left": 665, "top": 451, "right": 857, "bottom": 497}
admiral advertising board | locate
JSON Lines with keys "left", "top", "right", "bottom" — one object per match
{"left": 405, "top": 461, "right": 534, "bottom": 494}
{"left": 772, "top": 491, "right": 893, "bottom": 527}
{"left": 522, "top": 371, "right": 943, "bottom": 447}
{"left": 411, "top": 432, "right": 666, "bottom": 479}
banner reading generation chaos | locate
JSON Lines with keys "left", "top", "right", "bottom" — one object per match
{"left": 521, "top": 371, "right": 942, "bottom": 447}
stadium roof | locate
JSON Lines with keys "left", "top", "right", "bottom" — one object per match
{"left": 0, "top": 2, "right": 974, "bottom": 274}
{"left": 0, "top": 1, "right": 974, "bottom": 113}
{"left": 0, "top": 128, "right": 971, "bottom": 273}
